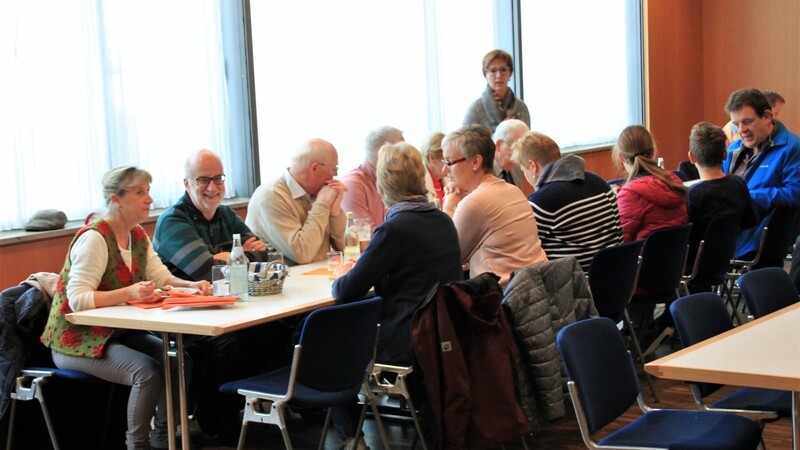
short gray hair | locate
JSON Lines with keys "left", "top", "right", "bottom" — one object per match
{"left": 493, "top": 119, "right": 529, "bottom": 146}
{"left": 376, "top": 142, "right": 428, "bottom": 206}
{"left": 365, "top": 126, "right": 404, "bottom": 164}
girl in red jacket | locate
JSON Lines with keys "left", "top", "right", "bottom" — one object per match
{"left": 612, "top": 125, "right": 688, "bottom": 242}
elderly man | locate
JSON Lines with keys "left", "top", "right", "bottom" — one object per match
{"left": 340, "top": 126, "right": 405, "bottom": 227}
{"left": 512, "top": 131, "right": 623, "bottom": 270}
{"left": 492, "top": 119, "right": 528, "bottom": 191}
{"left": 247, "top": 138, "right": 346, "bottom": 265}
{"left": 153, "top": 149, "right": 286, "bottom": 439}
{"left": 154, "top": 148, "right": 268, "bottom": 281}
{"left": 723, "top": 88, "right": 800, "bottom": 262}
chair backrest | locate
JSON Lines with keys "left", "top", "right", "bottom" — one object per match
{"left": 677, "top": 160, "right": 700, "bottom": 181}
{"left": 296, "top": 297, "right": 382, "bottom": 393}
{"left": 739, "top": 268, "right": 800, "bottom": 318}
{"left": 688, "top": 216, "right": 740, "bottom": 286}
{"left": 587, "top": 241, "right": 643, "bottom": 323}
{"left": 637, "top": 223, "right": 693, "bottom": 296}
{"left": 670, "top": 293, "right": 733, "bottom": 397}
{"left": 557, "top": 317, "right": 640, "bottom": 435}
{"left": 754, "top": 206, "right": 800, "bottom": 269}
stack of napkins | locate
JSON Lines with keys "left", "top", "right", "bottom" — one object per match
{"left": 128, "top": 290, "right": 239, "bottom": 309}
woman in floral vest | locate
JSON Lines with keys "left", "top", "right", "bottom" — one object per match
{"left": 41, "top": 166, "right": 210, "bottom": 450}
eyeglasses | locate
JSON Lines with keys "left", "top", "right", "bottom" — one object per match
{"left": 316, "top": 161, "right": 339, "bottom": 175}
{"left": 193, "top": 174, "right": 226, "bottom": 187}
{"left": 442, "top": 157, "right": 467, "bottom": 167}
{"left": 487, "top": 67, "right": 511, "bottom": 75}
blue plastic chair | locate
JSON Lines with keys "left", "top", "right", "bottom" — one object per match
{"left": 219, "top": 297, "right": 386, "bottom": 450}
{"left": 670, "top": 293, "right": 791, "bottom": 421}
{"left": 586, "top": 241, "right": 659, "bottom": 402}
{"left": 739, "top": 267, "right": 800, "bottom": 319}
{"left": 556, "top": 317, "right": 762, "bottom": 449}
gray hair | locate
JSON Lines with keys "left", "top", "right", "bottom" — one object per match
{"left": 365, "top": 126, "right": 404, "bottom": 164}
{"left": 102, "top": 166, "right": 152, "bottom": 215}
{"left": 493, "top": 119, "right": 530, "bottom": 146}
{"left": 376, "top": 142, "right": 428, "bottom": 206}
{"left": 443, "top": 124, "right": 495, "bottom": 173}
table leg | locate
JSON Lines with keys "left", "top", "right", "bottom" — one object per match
{"left": 161, "top": 333, "right": 191, "bottom": 450}
{"left": 161, "top": 333, "right": 175, "bottom": 450}
{"left": 793, "top": 391, "right": 799, "bottom": 450}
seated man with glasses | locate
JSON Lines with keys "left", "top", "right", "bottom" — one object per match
{"left": 153, "top": 148, "right": 269, "bottom": 281}
{"left": 153, "top": 148, "right": 286, "bottom": 439}
{"left": 246, "top": 138, "right": 347, "bottom": 265}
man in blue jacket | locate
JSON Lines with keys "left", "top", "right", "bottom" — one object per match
{"left": 723, "top": 88, "right": 800, "bottom": 260}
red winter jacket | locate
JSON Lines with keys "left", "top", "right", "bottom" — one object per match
{"left": 617, "top": 172, "right": 688, "bottom": 242}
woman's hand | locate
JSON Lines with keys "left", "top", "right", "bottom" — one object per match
{"left": 442, "top": 187, "right": 467, "bottom": 217}
{"left": 190, "top": 280, "right": 212, "bottom": 296}
{"left": 129, "top": 281, "right": 159, "bottom": 303}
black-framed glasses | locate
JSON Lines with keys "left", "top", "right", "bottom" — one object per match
{"left": 194, "top": 174, "right": 226, "bottom": 187}
{"left": 442, "top": 157, "right": 467, "bottom": 167}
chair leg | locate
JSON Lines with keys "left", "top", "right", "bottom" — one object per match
{"left": 236, "top": 422, "right": 248, "bottom": 450}
{"left": 364, "top": 385, "right": 392, "bottom": 450}
{"left": 275, "top": 403, "right": 293, "bottom": 450}
{"left": 624, "top": 310, "right": 660, "bottom": 403}
{"left": 37, "top": 391, "right": 60, "bottom": 450}
{"left": 5, "top": 398, "right": 17, "bottom": 450}
{"left": 403, "top": 393, "right": 428, "bottom": 450}
{"left": 319, "top": 407, "right": 334, "bottom": 450}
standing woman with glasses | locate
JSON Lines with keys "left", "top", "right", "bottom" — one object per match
{"left": 442, "top": 125, "right": 546, "bottom": 286}
{"left": 463, "top": 49, "right": 531, "bottom": 133}
{"left": 41, "top": 166, "right": 211, "bottom": 450}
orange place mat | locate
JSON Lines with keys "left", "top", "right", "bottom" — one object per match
{"left": 161, "top": 300, "right": 237, "bottom": 310}
{"left": 128, "top": 299, "right": 165, "bottom": 309}
{"left": 128, "top": 294, "right": 240, "bottom": 309}
{"left": 302, "top": 267, "right": 329, "bottom": 276}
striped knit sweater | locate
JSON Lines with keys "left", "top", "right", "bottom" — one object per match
{"left": 528, "top": 155, "right": 623, "bottom": 270}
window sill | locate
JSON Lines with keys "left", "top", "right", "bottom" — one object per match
{"left": 0, "top": 197, "right": 250, "bottom": 247}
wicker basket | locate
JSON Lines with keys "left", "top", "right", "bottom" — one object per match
{"left": 249, "top": 277, "right": 285, "bottom": 296}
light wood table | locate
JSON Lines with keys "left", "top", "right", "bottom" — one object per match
{"left": 645, "top": 303, "right": 800, "bottom": 450}
{"left": 66, "top": 262, "right": 335, "bottom": 450}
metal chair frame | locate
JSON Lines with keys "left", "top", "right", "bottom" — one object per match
{"left": 5, "top": 368, "right": 114, "bottom": 450}
{"left": 360, "top": 363, "right": 428, "bottom": 450}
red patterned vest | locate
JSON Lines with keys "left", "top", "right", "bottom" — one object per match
{"left": 41, "top": 220, "right": 149, "bottom": 358}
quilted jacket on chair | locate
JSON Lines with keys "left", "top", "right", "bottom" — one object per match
{"left": 502, "top": 256, "right": 597, "bottom": 427}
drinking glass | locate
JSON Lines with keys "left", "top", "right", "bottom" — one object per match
{"left": 327, "top": 251, "right": 343, "bottom": 281}
{"left": 212, "top": 265, "right": 230, "bottom": 296}
{"left": 354, "top": 218, "right": 373, "bottom": 253}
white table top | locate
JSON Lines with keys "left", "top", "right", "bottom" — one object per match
{"left": 66, "top": 262, "right": 335, "bottom": 336}
{"left": 645, "top": 303, "right": 800, "bottom": 392}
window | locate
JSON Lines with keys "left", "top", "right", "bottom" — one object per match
{"left": 1, "top": 1, "right": 252, "bottom": 231}
{"left": 519, "top": 0, "right": 644, "bottom": 150}
{"left": 249, "top": 0, "right": 494, "bottom": 182}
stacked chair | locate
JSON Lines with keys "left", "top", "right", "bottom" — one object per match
{"left": 556, "top": 317, "right": 763, "bottom": 449}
